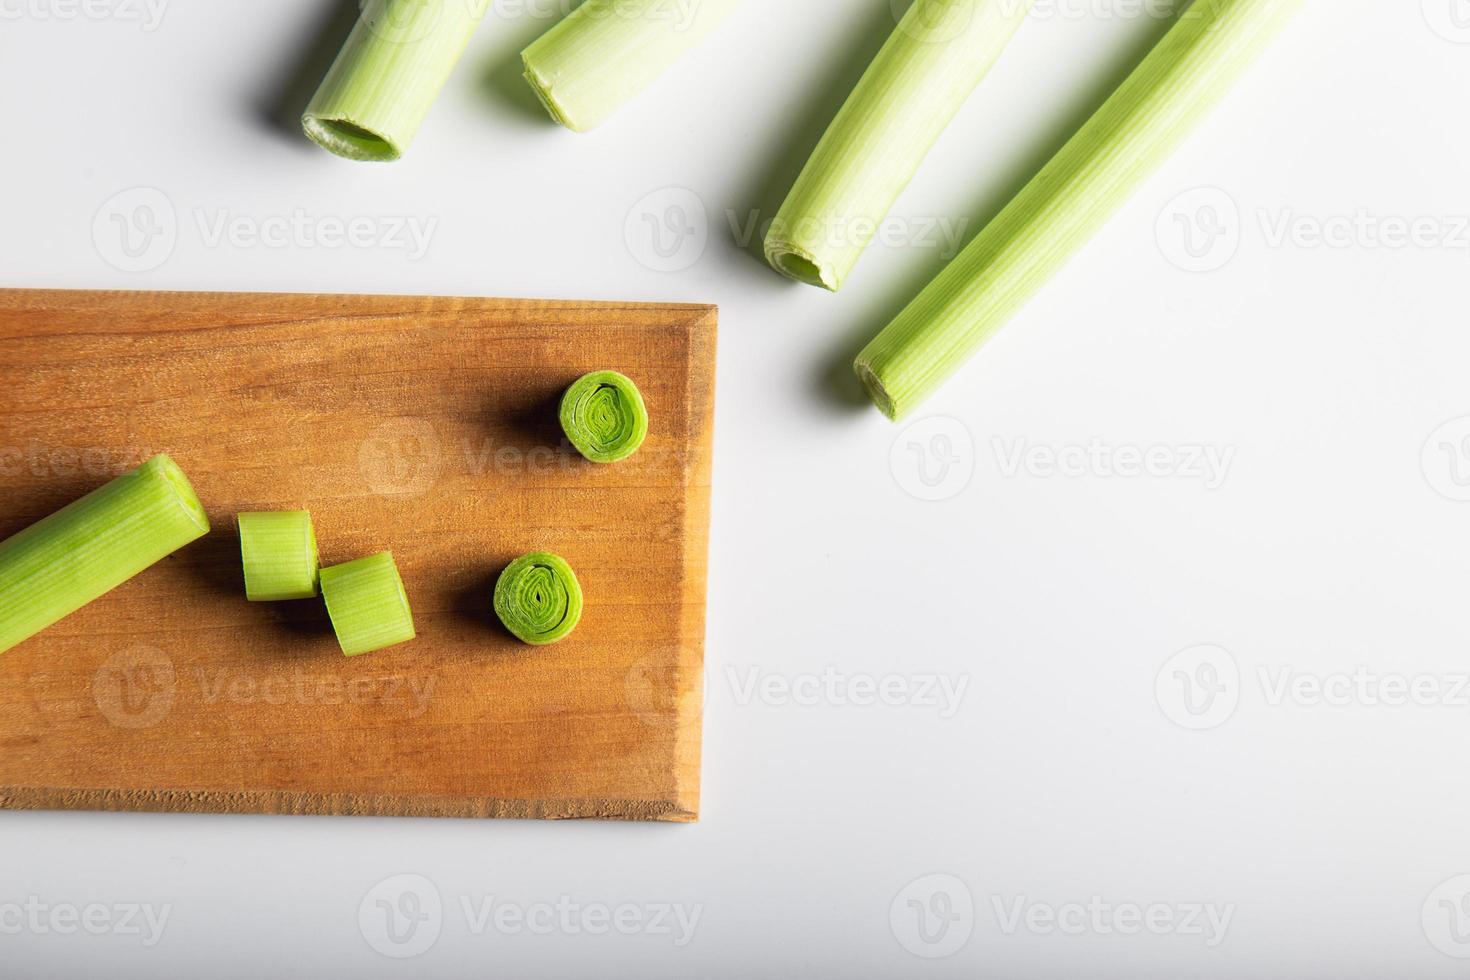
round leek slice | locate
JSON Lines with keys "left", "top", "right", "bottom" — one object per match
{"left": 320, "top": 551, "right": 416, "bottom": 657}
{"left": 494, "top": 552, "right": 583, "bottom": 646}
{"left": 238, "top": 511, "right": 319, "bottom": 602}
{"left": 559, "top": 371, "right": 648, "bottom": 464}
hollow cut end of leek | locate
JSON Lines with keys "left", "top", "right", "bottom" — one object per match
{"left": 146, "top": 453, "right": 212, "bottom": 534}
{"left": 764, "top": 240, "right": 839, "bottom": 292}
{"left": 854, "top": 359, "right": 898, "bottom": 422}
{"left": 521, "top": 59, "right": 583, "bottom": 132}
{"left": 301, "top": 113, "right": 402, "bottom": 163}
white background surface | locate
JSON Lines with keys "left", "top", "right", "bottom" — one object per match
{"left": 2, "top": 0, "right": 1470, "bottom": 975}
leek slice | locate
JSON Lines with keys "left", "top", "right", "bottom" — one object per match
{"left": 521, "top": 0, "right": 742, "bottom": 132}
{"left": 238, "top": 511, "right": 319, "bottom": 602}
{"left": 765, "top": 0, "right": 1033, "bottom": 291}
{"left": 0, "top": 454, "right": 210, "bottom": 656}
{"left": 494, "top": 552, "right": 583, "bottom": 646}
{"left": 560, "top": 371, "right": 649, "bottom": 464}
{"left": 320, "top": 552, "right": 416, "bottom": 656}
{"left": 854, "top": 0, "right": 1304, "bottom": 419}
{"left": 303, "top": 0, "right": 487, "bottom": 161}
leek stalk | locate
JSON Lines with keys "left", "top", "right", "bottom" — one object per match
{"left": 522, "top": 0, "right": 742, "bottom": 132}
{"left": 854, "top": 0, "right": 1304, "bottom": 419}
{"left": 0, "top": 454, "right": 210, "bottom": 656}
{"left": 303, "top": 0, "right": 487, "bottom": 161}
{"left": 765, "top": 0, "right": 1033, "bottom": 291}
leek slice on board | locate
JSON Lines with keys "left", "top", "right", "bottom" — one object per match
{"left": 320, "top": 552, "right": 416, "bottom": 656}
{"left": 494, "top": 552, "right": 583, "bottom": 646}
{"left": 0, "top": 454, "right": 210, "bottom": 656}
{"left": 560, "top": 371, "right": 649, "bottom": 464}
{"left": 854, "top": 0, "right": 1305, "bottom": 420}
{"left": 239, "top": 511, "right": 319, "bottom": 602}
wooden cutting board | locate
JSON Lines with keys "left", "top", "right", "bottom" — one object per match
{"left": 0, "top": 289, "right": 714, "bottom": 822}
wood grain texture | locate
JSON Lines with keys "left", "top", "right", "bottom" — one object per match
{"left": 0, "top": 289, "right": 715, "bottom": 822}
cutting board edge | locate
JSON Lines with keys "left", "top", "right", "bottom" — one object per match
{"left": 0, "top": 785, "right": 698, "bottom": 823}
{"left": 0, "top": 287, "right": 719, "bottom": 320}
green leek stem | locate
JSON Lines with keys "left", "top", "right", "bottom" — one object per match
{"left": 766, "top": 0, "right": 1033, "bottom": 291}
{"left": 522, "top": 0, "right": 742, "bottom": 132}
{"left": 854, "top": 0, "right": 1304, "bottom": 419}
{"left": 303, "top": 0, "right": 487, "bottom": 161}
{"left": 0, "top": 454, "right": 210, "bottom": 656}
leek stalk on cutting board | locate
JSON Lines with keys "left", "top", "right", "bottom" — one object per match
{"left": 0, "top": 455, "right": 210, "bottom": 656}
